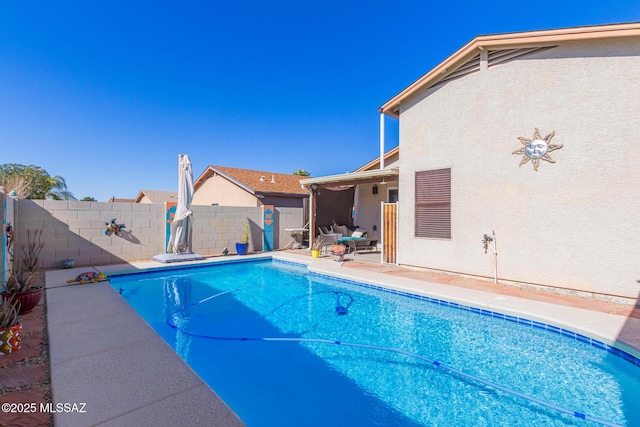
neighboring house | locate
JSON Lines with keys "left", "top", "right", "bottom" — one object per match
{"left": 192, "top": 166, "right": 309, "bottom": 208}
{"left": 134, "top": 190, "right": 178, "bottom": 204}
{"left": 378, "top": 23, "right": 640, "bottom": 301}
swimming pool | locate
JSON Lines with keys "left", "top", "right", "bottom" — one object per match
{"left": 110, "top": 259, "right": 640, "bottom": 426}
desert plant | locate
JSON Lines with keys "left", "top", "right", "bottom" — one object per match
{"left": 329, "top": 244, "right": 346, "bottom": 255}
{"left": 311, "top": 236, "right": 324, "bottom": 251}
{"left": 4, "top": 260, "right": 40, "bottom": 293}
{"left": 239, "top": 220, "right": 250, "bottom": 244}
{"left": 0, "top": 296, "right": 20, "bottom": 329}
{"left": 21, "top": 229, "right": 44, "bottom": 272}
{"left": 4, "top": 229, "right": 44, "bottom": 294}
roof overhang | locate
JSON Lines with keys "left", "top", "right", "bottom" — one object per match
{"left": 194, "top": 166, "right": 256, "bottom": 195}
{"left": 379, "top": 22, "right": 640, "bottom": 118}
{"left": 134, "top": 191, "right": 145, "bottom": 203}
{"left": 299, "top": 168, "right": 399, "bottom": 190}
{"left": 355, "top": 146, "right": 400, "bottom": 172}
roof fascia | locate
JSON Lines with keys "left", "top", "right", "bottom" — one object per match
{"left": 194, "top": 166, "right": 257, "bottom": 196}
{"left": 134, "top": 191, "right": 145, "bottom": 203}
{"left": 379, "top": 22, "right": 640, "bottom": 118}
{"left": 299, "top": 168, "right": 399, "bottom": 189}
{"left": 355, "top": 146, "right": 400, "bottom": 172}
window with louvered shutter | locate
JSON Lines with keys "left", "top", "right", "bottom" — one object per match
{"left": 415, "top": 168, "right": 451, "bottom": 239}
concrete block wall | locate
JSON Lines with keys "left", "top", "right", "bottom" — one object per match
{"left": 275, "top": 207, "right": 307, "bottom": 247}
{"left": 190, "top": 205, "right": 263, "bottom": 255}
{"left": 15, "top": 201, "right": 303, "bottom": 269}
{"left": 16, "top": 200, "right": 166, "bottom": 269}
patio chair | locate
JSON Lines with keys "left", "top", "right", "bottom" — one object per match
{"left": 317, "top": 228, "right": 340, "bottom": 253}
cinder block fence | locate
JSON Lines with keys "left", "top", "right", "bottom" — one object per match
{"left": 4, "top": 197, "right": 304, "bottom": 269}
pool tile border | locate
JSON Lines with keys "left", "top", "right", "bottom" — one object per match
{"left": 294, "top": 263, "right": 640, "bottom": 368}
{"left": 108, "top": 256, "right": 272, "bottom": 279}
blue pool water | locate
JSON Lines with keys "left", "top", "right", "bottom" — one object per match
{"left": 110, "top": 259, "right": 640, "bottom": 426}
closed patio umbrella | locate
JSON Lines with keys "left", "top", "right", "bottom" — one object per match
{"left": 167, "top": 154, "right": 194, "bottom": 254}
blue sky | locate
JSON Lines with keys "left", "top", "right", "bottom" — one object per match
{"left": 1, "top": 1, "right": 639, "bottom": 201}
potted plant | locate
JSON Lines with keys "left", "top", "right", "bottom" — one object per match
{"left": 329, "top": 243, "right": 347, "bottom": 262}
{"left": 0, "top": 296, "right": 21, "bottom": 355}
{"left": 310, "top": 236, "right": 323, "bottom": 258}
{"left": 2, "top": 229, "right": 44, "bottom": 315}
{"left": 235, "top": 220, "right": 250, "bottom": 255}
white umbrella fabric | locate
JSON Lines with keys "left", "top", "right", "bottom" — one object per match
{"left": 167, "top": 154, "right": 194, "bottom": 254}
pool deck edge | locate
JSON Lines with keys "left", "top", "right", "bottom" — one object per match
{"left": 46, "top": 263, "right": 247, "bottom": 427}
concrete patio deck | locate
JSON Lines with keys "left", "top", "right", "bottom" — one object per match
{"left": 3, "top": 251, "right": 638, "bottom": 426}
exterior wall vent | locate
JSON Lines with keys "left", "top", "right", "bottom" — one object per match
{"left": 429, "top": 46, "right": 556, "bottom": 90}
{"left": 487, "top": 46, "right": 555, "bottom": 67}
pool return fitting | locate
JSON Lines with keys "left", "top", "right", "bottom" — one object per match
{"left": 165, "top": 283, "right": 622, "bottom": 427}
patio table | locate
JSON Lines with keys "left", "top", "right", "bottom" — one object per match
{"left": 284, "top": 228, "right": 308, "bottom": 249}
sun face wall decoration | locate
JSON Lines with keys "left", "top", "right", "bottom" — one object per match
{"left": 513, "top": 128, "right": 562, "bottom": 171}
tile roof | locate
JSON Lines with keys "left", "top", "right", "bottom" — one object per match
{"left": 134, "top": 189, "right": 178, "bottom": 203}
{"left": 196, "top": 166, "right": 309, "bottom": 196}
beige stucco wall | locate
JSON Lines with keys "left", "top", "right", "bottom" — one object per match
{"left": 353, "top": 153, "right": 400, "bottom": 238}
{"left": 138, "top": 195, "right": 152, "bottom": 204}
{"left": 192, "top": 174, "right": 258, "bottom": 207}
{"left": 384, "top": 154, "right": 399, "bottom": 169}
{"left": 354, "top": 182, "right": 398, "bottom": 240}
{"left": 397, "top": 37, "right": 640, "bottom": 300}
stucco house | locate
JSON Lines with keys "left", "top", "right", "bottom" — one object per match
{"left": 192, "top": 165, "right": 309, "bottom": 208}
{"left": 378, "top": 23, "right": 640, "bottom": 302}
{"left": 134, "top": 189, "right": 178, "bottom": 204}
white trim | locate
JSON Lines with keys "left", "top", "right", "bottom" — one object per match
{"left": 379, "top": 113, "right": 385, "bottom": 169}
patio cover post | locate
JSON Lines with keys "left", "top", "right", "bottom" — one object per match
{"left": 380, "top": 112, "right": 385, "bottom": 169}
{"left": 309, "top": 187, "right": 316, "bottom": 245}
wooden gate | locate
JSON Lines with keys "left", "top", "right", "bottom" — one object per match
{"left": 382, "top": 202, "right": 397, "bottom": 264}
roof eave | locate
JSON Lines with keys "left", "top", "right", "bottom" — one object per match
{"left": 134, "top": 191, "right": 145, "bottom": 203}
{"left": 379, "top": 22, "right": 640, "bottom": 118}
{"left": 354, "top": 146, "right": 400, "bottom": 172}
{"left": 194, "top": 166, "right": 257, "bottom": 195}
{"left": 299, "top": 168, "right": 399, "bottom": 189}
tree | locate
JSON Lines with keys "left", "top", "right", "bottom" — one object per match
{"left": 47, "top": 175, "right": 76, "bottom": 200}
{"left": 292, "top": 168, "right": 311, "bottom": 176}
{"left": 80, "top": 196, "right": 97, "bottom": 202}
{"left": 0, "top": 164, "right": 76, "bottom": 200}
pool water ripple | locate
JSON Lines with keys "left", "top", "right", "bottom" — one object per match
{"left": 110, "top": 259, "right": 640, "bottom": 427}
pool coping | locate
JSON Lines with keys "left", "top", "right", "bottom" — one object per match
{"left": 45, "top": 253, "right": 640, "bottom": 425}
